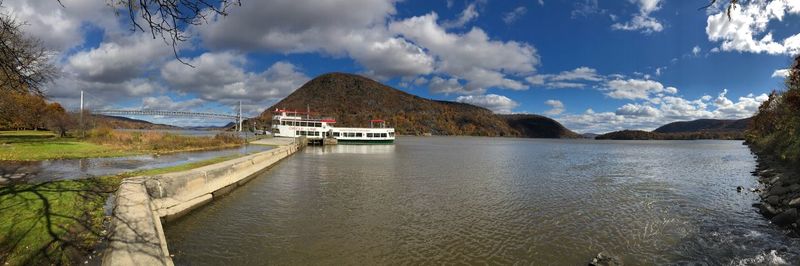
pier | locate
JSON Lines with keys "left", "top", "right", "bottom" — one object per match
{"left": 102, "top": 138, "right": 305, "bottom": 266}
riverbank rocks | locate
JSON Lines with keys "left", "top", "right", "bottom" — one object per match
{"left": 589, "top": 252, "right": 621, "bottom": 266}
{"left": 771, "top": 208, "right": 798, "bottom": 226}
{"left": 759, "top": 203, "right": 780, "bottom": 218}
{"left": 749, "top": 150, "right": 800, "bottom": 234}
{"left": 789, "top": 197, "right": 800, "bottom": 207}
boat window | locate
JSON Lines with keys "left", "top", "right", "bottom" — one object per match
{"left": 333, "top": 132, "right": 340, "bottom": 137}
{"left": 281, "top": 121, "right": 285, "bottom": 125}
{"left": 389, "top": 132, "right": 394, "bottom": 137}
{"left": 381, "top": 133, "right": 387, "bottom": 138}
{"left": 295, "top": 131, "right": 299, "bottom": 135}
{"left": 367, "top": 133, "right": 373, "bottom": 138}
{"left": 356, "top": 133, "right": 362, "bottom": 137}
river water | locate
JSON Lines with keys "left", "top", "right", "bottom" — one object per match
{"left": 164, "top": 137, "right": 800, "bottom": 265}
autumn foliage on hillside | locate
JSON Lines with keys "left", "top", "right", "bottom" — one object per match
{"left": 261, "top": 73, "right": 518, "bottom": 136}
{"left": 747, "top": 56, "right": 800, "bottom": 166}
{"left": 259, "top": 73, "right": 578, "bottom": 138}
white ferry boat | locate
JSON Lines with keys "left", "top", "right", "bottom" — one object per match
{"left": 270, "top": 109, "right": 395, "bottom": 144}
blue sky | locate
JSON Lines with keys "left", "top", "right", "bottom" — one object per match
{"left": 5, "top": 0, "right": 800, "bottom": 133}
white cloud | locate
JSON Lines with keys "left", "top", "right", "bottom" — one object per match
{"left": 692, "top": 45, "right": 702, "bottom": 56}
{"left": 161, "top": 52, "right": 310, "bottom": 115}
{"left": 615, "top": 103, "right": 659, "bottom": 117}
{"left": 611, "top": 0, "right": 664, "bottom": 33}
{"left": 443, "top": 3, "right": 480, "bottom": 28}
{"left": 67, "top": 34, "right": 172, "bottom": 83}
{"left": 706, "top": 0, "right": 800, "bottom": 55}
{"left": 455, "top": 94, "right": 519, "bottom": 113}
{"left": 4, "top": 0, "right": 121, "bottom": 50}
{"left": 502, "top": 6, "right": 528, "bottom": 24}
{"left": 559, "top": 90, "right": 769, "bottom": 133}
{"left": 140, "top": 96, "right": 205, "bottom": 111}
{"left": 604, "top": 78, "right": 677, "bottom": 100}
{"left": 197, "top": 0, "right": 433, "bottom": 78}
{"left": 772, "top": 68, "right": 791, "bottom": 78}
{"left": 544, "top": 100, "right": 565, "bottom": 115}
{"left": 527, "top": 66, "right": 602, "bottom": 88}
{"left": 428, "top": 76, "right": 465, "bottom": 94}
{"left": 391, "top": 13, "right": 537, "bottom": 94}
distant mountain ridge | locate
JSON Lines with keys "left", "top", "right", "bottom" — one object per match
{"left": 654, "top": 118, "right": 751, "bottom": 133}
{"left": 259, "top": 72, "right": 578, "bottom": 138}
{"left": 597, "top": 118, "right": 751, "bottom": 140}
{"left": 92, "top": 115, "right": 180, "bottom": 130}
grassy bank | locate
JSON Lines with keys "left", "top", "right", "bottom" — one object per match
{"left": 0, "top": 129, "right": 243, "bottom": 161}
{"left": 0, "top": 154, "right": 244, "bottom": 265}
{"left": 0, "top": 131, "right": 134, "bottom": 161}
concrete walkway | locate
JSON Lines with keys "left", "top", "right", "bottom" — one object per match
{"left": 250, "top": 137, "right": 296, "bottom": 146}
{"left": 103, "top": 139, "right": 303, "bottom": 266}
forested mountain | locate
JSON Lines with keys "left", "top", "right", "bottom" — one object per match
{"left": 259, "top": 73, "right": 578, "bottom": 138}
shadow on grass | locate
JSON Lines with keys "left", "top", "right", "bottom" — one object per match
{"left": 0, "top": 165, "right": 116, "bottom": 265}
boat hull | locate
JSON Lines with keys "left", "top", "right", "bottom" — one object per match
{"left": 336, "top": 139, "right": 395, "bottom": 145}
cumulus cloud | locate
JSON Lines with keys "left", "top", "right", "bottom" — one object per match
{"left": 197, "top": 0, "right": 434, "bottom": 78}
{"left": 140, "top": 96, "right": 205, "bottom": 111}
{"left": 611, "top": 0, "right": 664, "bottom": 33}
{"left": 67, "top": 34, "right": 172, "bottom": 83}
{"left": 455, "top": 94, "right": 519, "bottom": 113}
{"left": 502, "top": 6, "right": 527, "bottom": 24}
{"left": 390, "top": 13, "right": 537, "bottom": 94}
{"left": 604, "top": 78, "right": 677, "bottom": 100}
{"left": 544, "top": 100, "right": 565, "bottom": 115}
{"left": 560, "top": 90, "right": 769, "bottom": 133}
{"left": 428, "top": 76, "right": 465, "bottom": 94}
{"left": 3, "top": 0, "right": 121, "bottom": 50}
{"left": 706, "top": 0, "right": 800, "bottom": 55}
{"left": 161, "top": 52, "right": 310, "bottom": 114}
{"left": 615, "top": 103, "right": 659, "bottom": 117}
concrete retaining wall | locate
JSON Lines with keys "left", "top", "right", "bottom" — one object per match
{"left": 103, "top": 139, "right": 303, "bottom": 266}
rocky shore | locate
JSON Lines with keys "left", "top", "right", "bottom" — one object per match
{"left": 748, "top": 146, "right": 800, "bottom": 233}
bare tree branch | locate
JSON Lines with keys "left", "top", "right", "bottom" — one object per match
{"left": 0, "top": 0, "right": 58, "bottom": 96}
{"left": 103, "top": 0, "right": 242, "bottom": 66}
{"left": 699, "top": 0, "right": 740, "bottom": 19}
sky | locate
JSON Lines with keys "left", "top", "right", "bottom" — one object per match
{"left": 4, "top": 0, "right": 800, "bottom": 133}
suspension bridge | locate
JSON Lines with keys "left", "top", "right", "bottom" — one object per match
{"left": 78, "top": 91, "right": 244, "bottom": 131}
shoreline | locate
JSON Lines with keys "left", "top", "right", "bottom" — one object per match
{"left": 747, "top": 143, "right": 800, "bottom": 234}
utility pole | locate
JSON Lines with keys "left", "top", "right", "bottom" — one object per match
{"left": 80, "top": 90, "right": 84, "bottom": 138}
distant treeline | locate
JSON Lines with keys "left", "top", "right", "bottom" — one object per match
{"left": 0, "top": 92, "right": 72, "bottom": 136}
{"left": 746, "top": 56, "right": 800, "bottom": 167}
{"left": 595, "top": 130, "right": 744, "bottom": 140}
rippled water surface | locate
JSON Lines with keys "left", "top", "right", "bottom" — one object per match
{"left": 165, "top": 137, "right": 800, "bottom": 265}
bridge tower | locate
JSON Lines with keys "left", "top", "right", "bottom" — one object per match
{"left": 238, "top": 101, "right": 242, "bottom": 132}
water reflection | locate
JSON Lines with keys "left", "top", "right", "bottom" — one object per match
{"left": 0, "top": 144, "right": 271, "bottom": 183}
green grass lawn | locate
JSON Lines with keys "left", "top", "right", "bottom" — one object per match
{"left": 0, "top": 154, "right": 250, "bottom": 265}
{"left": 0, "top": 131, "right": 136, "bottom": 161}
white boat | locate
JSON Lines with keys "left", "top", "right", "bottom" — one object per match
{"left": 270, "top": 109, "right": 395, "bottom": 144}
